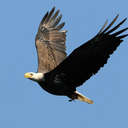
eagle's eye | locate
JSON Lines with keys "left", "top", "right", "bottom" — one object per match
{"left": 30, "top": 73, "right": 33, "bottom": 76}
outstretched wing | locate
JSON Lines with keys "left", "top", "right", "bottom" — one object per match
{"left": 35, "top": 7, "right": 67, "bottom": 73}
{"left": 50, "top": 15, "right": 128, "bottom": 87}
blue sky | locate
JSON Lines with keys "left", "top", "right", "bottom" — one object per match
{"left": 0, "top": 0, "right": 128, "bottom": 128}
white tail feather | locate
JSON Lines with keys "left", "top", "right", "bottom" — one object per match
{"left": 75, "top": 91, "right": 93, "bottom": 104}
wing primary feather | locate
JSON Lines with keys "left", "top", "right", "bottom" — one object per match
{"left": 105, "top": 18, "right": 127, "bottom": 34}
{"left": 40, "top": 11, "right": 49, "bottom": 25}
{"left": 52, "top": 14, "right": 62, "bottom": 28}
{"left": 117, "top": 34, "right": 128, "bottom": 39}
{"left": 49, "top": 9, "right": 60, "bottom": 25}
{"left": 97, "top": 20, "right": 108, "bottom": 34}
{"left": 101, "top": 14, "right": 119, "bottom": 33}
{"left": 111, "top": 27, "right": 128, "bottom": 36}
{"left": 44, "top": 7, "right": 55, "bottom": 24}
{"left": 56, "top": 22, "right": 65, "bottom": 30}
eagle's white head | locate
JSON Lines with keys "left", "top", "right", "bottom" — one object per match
{"left": 24, "top": 72, "right": 44, "bottom": 82}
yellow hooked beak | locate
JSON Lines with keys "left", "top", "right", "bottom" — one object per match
{"left": 24, "top": 73, "right": 32, "bottom": 78}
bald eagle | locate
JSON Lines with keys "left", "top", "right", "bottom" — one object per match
{"left": 24, "top": 7, "right": 128, "bottom": 104}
